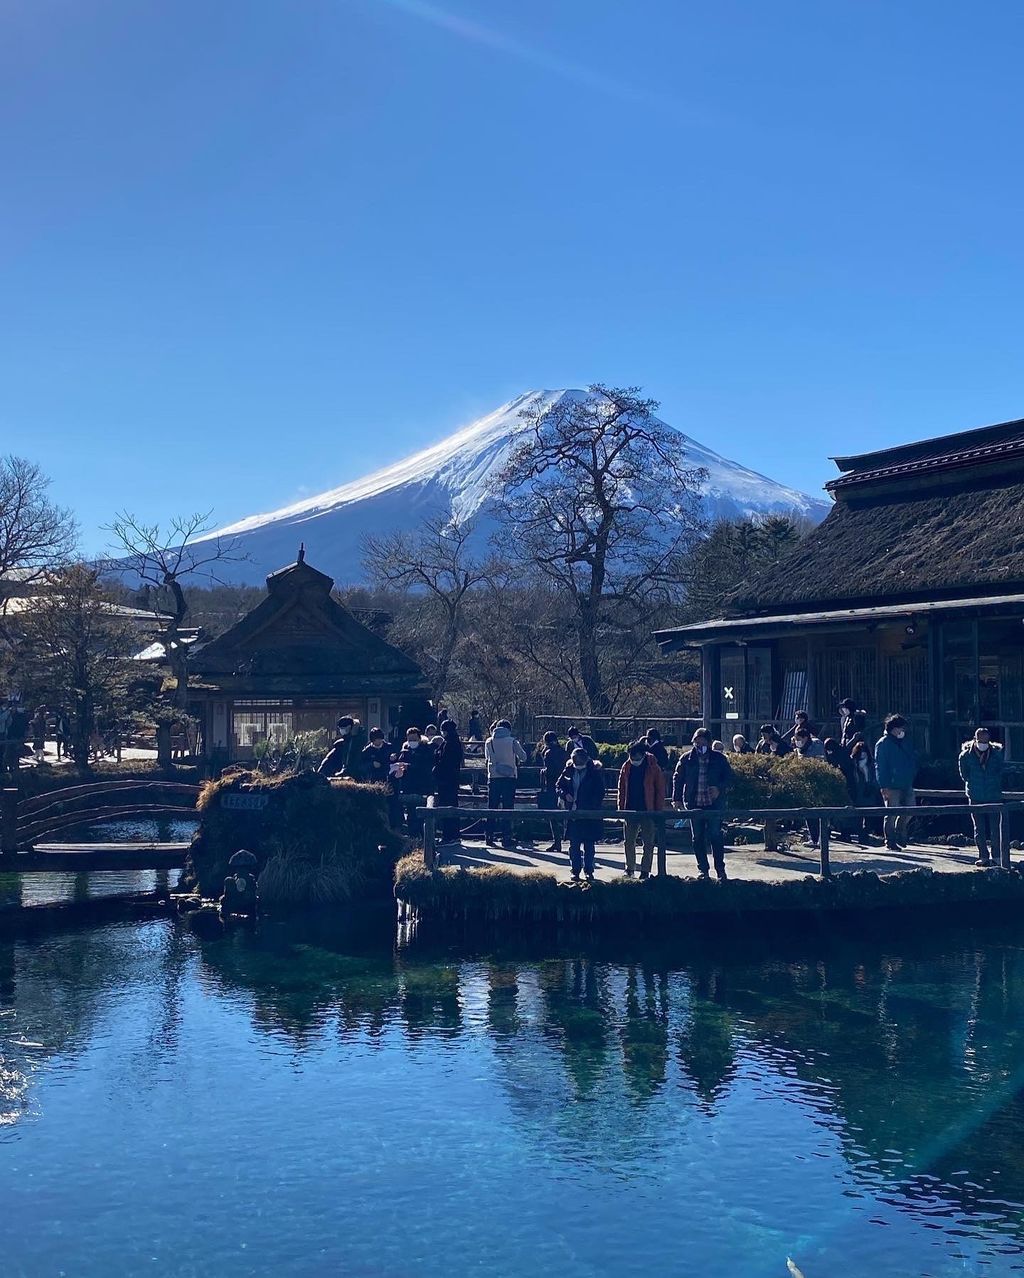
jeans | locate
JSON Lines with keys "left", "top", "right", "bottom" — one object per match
{"left": 972, "top": 810, "right": 999, "bottom": 860}
{"left": 689, "top": 805, "right": 726, "bottom": 877}
{"left": 624, "top": 816, "right": 656, "bottom": 875}
{"left": 487, "top": 777, "right": 517, "bottom": 844}
{"left": 881, "top": 787, "right": 915, "bottom": 846}
{"left": 568, "top": 829, "right": 596, "bottom": 877}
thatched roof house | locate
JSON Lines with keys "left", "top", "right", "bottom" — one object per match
{"left": 656, "top": 416, "right": 1024, "bottom": 759}
{"left": 188, "top": 551, "right": 428, "bottom": 760}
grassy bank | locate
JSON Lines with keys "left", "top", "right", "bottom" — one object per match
{"left": 394, "top": 854, "right": 1024, "bottom": 927}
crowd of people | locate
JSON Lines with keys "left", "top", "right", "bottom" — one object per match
{"left": 318, "top": 699, "right": 1011, "bottom": 879}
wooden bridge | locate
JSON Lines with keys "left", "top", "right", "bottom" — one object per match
{"left": 0, "top": 780, "right": 199, "bottom": 871}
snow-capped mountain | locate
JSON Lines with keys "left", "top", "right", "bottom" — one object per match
{"left": 201, "top": 390, "right": 830, "bottom": 583}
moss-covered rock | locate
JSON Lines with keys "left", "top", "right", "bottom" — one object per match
{"left": 184, "top": 770, "right": 406, "bottom": 909}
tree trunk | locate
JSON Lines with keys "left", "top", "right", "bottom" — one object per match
{"left": 156, "top": 723, "right": 172, "bottom": 770}
{"left": 576, "top": 601, "right": 611, "bottom": 716}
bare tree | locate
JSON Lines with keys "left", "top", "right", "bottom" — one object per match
{"left": 361, "top": 513, "right": 492, "bottom": 696}
{"left": 0, "top": 455, "right": 76, "bottom": 587}
{"left": 492, "top": 385, "right": 706, "bottom": 715}
{"left": 104, "top": 512, "right": 246, "bottom": 712}
{"left": 17, "top": 564, "right": 139, "bottom": 774}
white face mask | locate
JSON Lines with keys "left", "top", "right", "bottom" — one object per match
{"left": 976, "top": 740, "right": 990, "bottom": 752}
{"left": 894, "top": 729, "right": 906, "bottom": 740}
{"left": 574, "top": 764, "right": 587, "bottom": 774}
{"left": 697, "top": 743, "right": 708, "bottom": 754}
{"left": 630, "top": 754, "right": 645, "bottom": 766}
{"left": 338, "top": 728, "right": 350, "bottom": 738}
{"left": 407, "top": 740, "right": 420, "bottom": 750}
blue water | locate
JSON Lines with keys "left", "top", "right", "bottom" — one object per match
{"left": 2, "top": 914, "right": 1024, "bottom": 1276}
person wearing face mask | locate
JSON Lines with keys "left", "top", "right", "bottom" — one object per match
{"left": 958, "top": 727, "right": 1004, "bottom": 866}
{"left": 617, "top": 740, "right": 667, "bottom": 879}
{"left": 556, "top": 747, "right": 606, "bottom": 883}
{"left": 672, "top": 728, "right": 734, "bottom": 881}
{"left": 395, "top": 728, "right": 435, "bottom": 836}
{"left": 484, "top": 719, "right": 527, "bottom": 849}
{"left": 874, "top": 714, "right": 919, "bottom": 851}
{"left": 565, "top": 725, "right": 598, "bottom": 760}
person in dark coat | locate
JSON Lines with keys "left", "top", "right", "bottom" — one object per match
{"left": 466, "top": 709, "right": 484, "bottom": 741}
{"left": 754, "top": 724, "right": 789, "bottom": 756}
{"left": 822, "top": 736, "right": 870, "bottom": 848}
{"left": 361, "top": 728, "right": 400, "bottom": 826}
{"left": 958, "top": 727, "right": 1005, "bottom": 865}
{"left": 395, "top": 727, "right": 435, "bottom": 836}
{"left": 643, "top": 728, "right": 670, "bottom": 770}
{"left": 432, "top": 720, "right": 464, "bottom": 845}
{"left": 874, "top": 713, "right": 919, "bottom": 851}
{"left": 672, "top": 727, "right": 734, "bottom": 881}
{"left": 566, "top": 725, "right": 598, "bottom": 760}
{"left": 838, "top": 699, "right": 867, "bottom": 750}
{"left": 322, "top": 716, "right": 366, "bottom": 778}
{"left": 538, "top": 731, "right": 569, "bottom": 854}
{"left": 556, "top": 749, "right": 605, "bottom": 882}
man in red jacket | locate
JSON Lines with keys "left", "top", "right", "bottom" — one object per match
{"left": 617, "top": 740, "right": 667, "bottom": 879}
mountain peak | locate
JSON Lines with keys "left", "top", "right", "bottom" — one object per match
{"left": 200, "top": 391, "right": 830, "bottom": 584}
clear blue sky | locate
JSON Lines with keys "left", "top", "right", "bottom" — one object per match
{"left": 3, "top": 0, "right": 1023, "bottom": 552}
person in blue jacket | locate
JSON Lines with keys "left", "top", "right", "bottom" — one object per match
{"left": 958, "top": 727, "right": 1005, "bottom": 866}
{"left": 874, "top": 713, "right": 919, "bottom": 851}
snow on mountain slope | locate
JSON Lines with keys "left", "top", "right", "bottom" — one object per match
{"left": 201, "top": 390, "right": 831, "bottom": 584}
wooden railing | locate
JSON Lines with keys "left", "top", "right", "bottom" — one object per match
{"left": 417, "top": 803, "right": 1020, "bottom": 877}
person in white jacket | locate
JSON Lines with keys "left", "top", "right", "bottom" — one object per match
{"left": 484, "top": 720, "right": 527, "bottom": 848}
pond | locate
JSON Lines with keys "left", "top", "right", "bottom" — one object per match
{"left": 2, "top": 911, "right": 1024, "bottom": 1276}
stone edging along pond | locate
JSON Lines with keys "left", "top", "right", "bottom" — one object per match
{"left": 393, "top": 854, "right": 1024, "bottom": 927}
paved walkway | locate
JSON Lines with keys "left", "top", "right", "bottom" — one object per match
{"left": 438, "top": 835, "right": 988, "bottom": 883}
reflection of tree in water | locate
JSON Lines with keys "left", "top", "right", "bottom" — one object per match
{"left": 538, "top": 957, "right": 612, "bottom": 1100}
{"left": 398, "top": 958, "right": 462, "bottom": 1040}
{"left": 197, "top": 928, "right": 403, "bottom": 1048}
{"left": 620, "top": 964, "right": 670, "bottom": 1103}
{"left": 0, "top": 921, "right": 182, "bottom": 1126}
{"left": 486, "top": 963, "right": 521, "bottom": 1040}
{"left": 677, "top": 967, "right": 738, "bottom": 1107}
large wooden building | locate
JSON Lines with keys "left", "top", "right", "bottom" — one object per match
{"left": 656, "top": 417, "right": 1024, "bottom": 759}
{"left": 187, "top": 551, "right": 428, "bottom": 760}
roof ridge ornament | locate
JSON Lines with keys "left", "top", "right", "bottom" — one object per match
{"left": 298, "top": 542, "right": 306, "bottom": 564}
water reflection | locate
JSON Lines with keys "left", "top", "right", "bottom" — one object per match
{"left": 1, "top": 914, "right": 1024, "bottom": 1274}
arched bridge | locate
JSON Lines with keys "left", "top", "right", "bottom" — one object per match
{"left": 2, "top": 780, "right": 200, "bottom": 870}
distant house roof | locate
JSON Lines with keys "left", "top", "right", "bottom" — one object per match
{"left": 188, "top": 554, "right": 427, "bottom": 697}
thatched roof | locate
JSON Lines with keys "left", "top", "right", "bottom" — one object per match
{"left": 189, "top": 556, "right": 427, "bottom": 694}
{"left": 730, "top": 472, "right": 1024, "bottom": 613}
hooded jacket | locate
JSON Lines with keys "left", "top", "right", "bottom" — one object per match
{"left": 485, "top": 725, "right": 527, "bottom": 779}
{"left": 958, "top": 741, "right": 1005, "bottom": 804}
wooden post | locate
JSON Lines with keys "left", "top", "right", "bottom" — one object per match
{"left": 764, "top": 817, "right": 778, "bottom": 852}
{"left": 1, "top": 788, "right": 17, "bottom": 857}
{"left": 819, "top": 816, "right": 831, "bottom": 877}
{"left": 423, "top": 809, "right": 437, "bottom": 870}
{"left": 999, "top": 804, "right": 1011, "bottom": 870}
{"left": 656, "top": 814, "right": 667, "bottom": 878}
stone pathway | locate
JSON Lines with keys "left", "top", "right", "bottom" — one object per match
{"left": 439, "top": 835, "right": 988, "bottom": 883}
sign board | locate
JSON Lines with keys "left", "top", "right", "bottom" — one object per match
{"left": 221, "top": 793, "right": 269, "bottom": 812}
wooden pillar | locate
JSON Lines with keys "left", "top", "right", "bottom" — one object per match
{"left": 1, "top": 788, "right": 18, "bottom": 856}
{"left": 999, "top": 805, "right": 1011, "bottom": 870}
{"left": 819, "top": 817, "right": 831, "bottom": 878}
{"left": 656, "top": 815, "right": 667, "bottom": 878}
{"left": 701, "top": 646, "right": 713, "bottom": 726}
{"left": 423, "top": 809, "right": 436, "bottom": 870}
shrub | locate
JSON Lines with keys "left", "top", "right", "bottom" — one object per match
{"left": 726, "top": 753, "right": 848, "bottom": 810}
{"left": 187, "top": 769, "right": 406, "bottom": 908}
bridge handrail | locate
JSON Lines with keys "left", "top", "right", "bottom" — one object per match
{"left": 18, "top": 803, "right": 199, "bottom": 847}
{"left": 416, "top": 802, "right": 1021, "bottom": 875}
{"left": 17, "top": 779, "right": 200, "bottom": 816}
